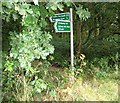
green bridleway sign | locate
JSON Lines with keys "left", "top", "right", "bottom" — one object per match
{"left": 50, "top": 8, "right": 74, "bottom": 67}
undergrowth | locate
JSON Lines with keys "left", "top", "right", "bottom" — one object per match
{"left": 39, "top": 67, "right": 118, "bottom": 101}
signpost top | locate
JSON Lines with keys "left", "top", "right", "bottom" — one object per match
{"left": 50, "top": 12, "right": 70, "bottom": 22}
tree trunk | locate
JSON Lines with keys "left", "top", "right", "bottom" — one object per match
{"left": 76, "top": 20, "right": 82, "bottom": 56}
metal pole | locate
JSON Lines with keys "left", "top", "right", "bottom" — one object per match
{"left": 70, "top": 8, "right": 74, "bottom": 67}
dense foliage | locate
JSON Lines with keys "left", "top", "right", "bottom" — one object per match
{"left": 2, "top": 1, "right": 55, "bottom": 101}
{"left": 2, "top": 0, "right": 119, "bottom": 102}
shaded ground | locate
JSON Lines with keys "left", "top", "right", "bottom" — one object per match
{"left": 35, "top": 66, "right": 118, "bottom": 101}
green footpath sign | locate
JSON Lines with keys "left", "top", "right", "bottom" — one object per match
{"left": 50, "top": 8, "right": 74, "bottom": 67}
{"left": 50, "top": 13, "right": 70, "bottom": 22}
{"left": 54, "top": 21, "right": 70, "bottom": 32}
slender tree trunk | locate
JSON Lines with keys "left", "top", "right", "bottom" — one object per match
{"left": 76, "top": 20, "right": 82, "bottom": 56}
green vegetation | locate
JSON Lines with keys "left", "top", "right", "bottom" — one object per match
{"left": 1, "top": 0, "right": 119, "bottom": 102}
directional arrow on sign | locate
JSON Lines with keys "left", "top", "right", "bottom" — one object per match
{"left": 54, "top": 21, "right": 70, "bottom": 32}
{"left": 50, "top": 12, "right": 70, "bottom": 22}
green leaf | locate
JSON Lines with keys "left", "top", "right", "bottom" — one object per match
{"left": 36, "top": 88, "right": 41, "bottom": 93}
{"left": 4, "top": 61, "right": 13, "bottom": 72}
{"left": 19, "top": 9, "right": 26, "bottom": 15}
{"left": 40, "top": 83, "right": 47, "bottom": 89}
{"left": 57, "top": 4, "right": 64, "bottom": 11}
{"left": 28, "top": 67, "right": 35, "bottom": 73}
{"left": 76, "top": 5, "right": 90, "bottom": 21}
{"left": 12, "top": 13, "right": 18, "bottom": 21}
{"left": 27, "top": 9, "right": 33, "bottom": 14}
{"left": 64, "top": 1, "right": 72, "bottom": 7}
{"left": 49, "top": 90, "right": 56, "bottom": 97}
{"left": 51, "top": 5, "right": 57, "bottom": 10}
